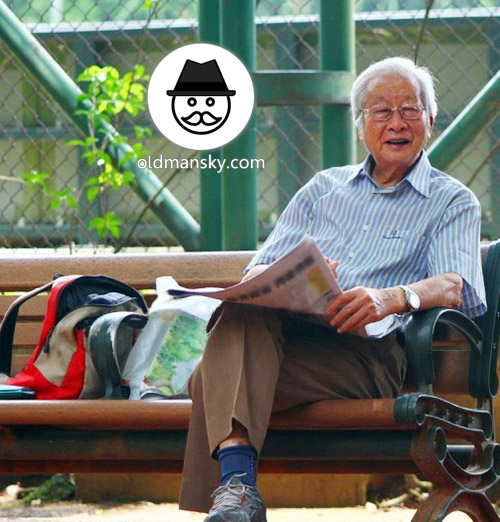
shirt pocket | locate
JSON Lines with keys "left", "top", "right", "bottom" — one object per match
{"left": 379, "top": 229, "right": 429, "bottom": 264}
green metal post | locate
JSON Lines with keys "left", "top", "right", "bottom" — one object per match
{"left": 427, "top": 68, "right": 500, "bottom": 172}
{"left": 0, "top": 0, "right": 200, "bottom": 250}
{"left": 320, "top": 0, "right": 356, "bottom": 169}
{"left": 221, "top": 0, "right": 257, "bottom": 250}
{"left": 486, "top": 25, "right": 500, "bottom": 239}
{"left": 199, "top": 0, "right": 222, "bottom": 251}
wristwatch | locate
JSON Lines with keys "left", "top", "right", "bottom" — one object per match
{"left": 398, "top": 285, "right": 421, "bottom": 313}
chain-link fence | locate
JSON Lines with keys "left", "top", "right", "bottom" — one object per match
{"left": 0, "top": 0, "right": 499, "bottom": 252}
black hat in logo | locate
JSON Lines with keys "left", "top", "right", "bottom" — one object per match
{"left": 167, "top": 59, "right": 236, "bottom": 97}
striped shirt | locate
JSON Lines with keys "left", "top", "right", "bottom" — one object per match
{"left": 247, "top": 151, "right": 486, "bottom": 318}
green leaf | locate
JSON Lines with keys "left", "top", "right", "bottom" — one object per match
{"left": 67, "top": 194, "right": 77, "bottom": 209}
{"left": 133, "top": 125, "right": 145, "bottom": 139}
{"left": 89, "top": 212, "right": 121, "bottom": 238}
{"left": 89, "top": 216, "right": 106, "bottom": 236}
{"left": 122, "top": 170, "right": 135, "bottom": 185}
{"left": 21, "top": 170, "right": 50, "bottom": 189}
{"left": 119, "top": 151, "right": 135, "bottom": 165}
{"left": 66, "top": 139, "right": 85, "bottom": 147}
{"left": 134, "top": 64, "right": 145, "bottom": 77}
{"left": 87, "top": 185, "right": 100, "bottom": 202}
{"left": 84, "top": 136, "right": 98, "bottom": 147}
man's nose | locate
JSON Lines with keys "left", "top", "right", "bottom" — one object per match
{"left": 387, "top": 109, "right": 408, "bottom": 130}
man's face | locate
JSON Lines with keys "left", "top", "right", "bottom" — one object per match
{"left": 171, "top": 95, "right": 231, "bottom": 135}
{"left": 359, "top": 74, "right": 434, "bottom": 179}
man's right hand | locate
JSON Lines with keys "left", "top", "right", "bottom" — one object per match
{"left": 241, "top": 264, "right": 269, "bottom": 283}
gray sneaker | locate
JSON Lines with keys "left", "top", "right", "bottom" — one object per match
{"left": 204, "top": 475, "right": 267, "bottom": 522}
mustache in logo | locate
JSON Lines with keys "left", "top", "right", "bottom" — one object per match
{"left": 181, "top": 111, "right": 222, "bottom": 126}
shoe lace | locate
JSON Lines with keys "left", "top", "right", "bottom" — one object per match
{"left": 210, "top": 475, "right": 254, "bottom": 511}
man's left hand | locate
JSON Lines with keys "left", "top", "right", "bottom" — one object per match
{"left": 326, "top": 286, "right": 396, "bottom": 334}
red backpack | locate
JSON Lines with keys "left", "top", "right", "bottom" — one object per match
{"left": 0, "top": 274, "right": 148, "bottom": 399}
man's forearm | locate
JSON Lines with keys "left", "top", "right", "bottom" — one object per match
{"left": 385, "top": 272, "right": 463, "bottom": 316}
{"left": 407, "top": 272, "right": 463, "bottom": 311}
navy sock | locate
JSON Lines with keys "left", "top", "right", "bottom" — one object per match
{"left": 217, "top": 445, "right": 258, "bottom": 486}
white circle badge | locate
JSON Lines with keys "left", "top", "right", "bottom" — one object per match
{"left": 148, "top": 43, "right": 255, "bottom": 151}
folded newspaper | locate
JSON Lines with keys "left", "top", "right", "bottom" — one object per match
{"left": 168, "top": 235, "right": 405, "bottom": 338}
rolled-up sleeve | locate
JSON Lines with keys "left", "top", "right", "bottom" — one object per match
{"left": 426, "top": 194, "right": 486, "bottom": 318}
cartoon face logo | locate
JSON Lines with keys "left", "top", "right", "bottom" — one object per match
{"left": 167, "top": 59, "right": 235, "bottom": 136}
{"left": 148, "top": 43, "right": 254, "bottom": 150}
{"left": 171, "top": 95, "right": 231, "bottom": 135}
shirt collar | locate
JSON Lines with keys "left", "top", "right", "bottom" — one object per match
{"left": 346, "top": 150, "right": 431, "bottom": 198}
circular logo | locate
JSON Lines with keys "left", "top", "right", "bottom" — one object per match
{"left": 147, "top": 43, "right": 255, "bottom": 151}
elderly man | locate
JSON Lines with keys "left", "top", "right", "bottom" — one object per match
{"left": 179, "top": 57, "right": 486, "bottom": 522}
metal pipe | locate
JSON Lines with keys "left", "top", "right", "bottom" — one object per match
{"left": 199, "top": 0, "right": 223, "bottom": 251}
{"left": 427, "top": 67, "right": 500, "bottom": 172}
{"left": 221, "top": 0, "right": 257, "bottom": 250}
{"left": 0, "top": 0, "right": 200, "bottom": 250}
{"left": 320, "top": 0, "right": 356, "bottom": 168}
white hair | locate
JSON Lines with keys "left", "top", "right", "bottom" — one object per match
{"left": 351, "top": 56, "right": 438, "bottom": 131}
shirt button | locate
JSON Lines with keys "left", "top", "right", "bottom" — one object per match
{"left": 348, "top": 251, "right": 355, "bottom": 258}
{"left": 362, "top": 225, "right": 369, "bottom": 231}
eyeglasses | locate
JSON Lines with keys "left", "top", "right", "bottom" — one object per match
{"left": 363, "top": 104, "right": 425, "bottom": 122}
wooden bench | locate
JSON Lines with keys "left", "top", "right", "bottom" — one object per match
{"left": 0, "top": 244, "right": 499, "bottom": 521}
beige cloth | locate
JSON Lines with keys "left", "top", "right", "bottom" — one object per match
{"left": 179, "top": 303, "right": 407, "bottom": 513}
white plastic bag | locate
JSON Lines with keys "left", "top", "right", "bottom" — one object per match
{"left": 122, "top": 276, "right": 221, "bottom": 399}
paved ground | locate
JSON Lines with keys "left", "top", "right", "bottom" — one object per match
{"left": 0, "top": 501, "right": 477, "bottom": 522}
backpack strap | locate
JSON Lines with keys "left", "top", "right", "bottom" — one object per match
{"left": 0, "top": 279, "right": 57, "bottom": 375}
{"left": 88, "top": 311, "right": 148, "bottom": 399}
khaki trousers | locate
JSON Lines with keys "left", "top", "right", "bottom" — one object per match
{"left": 179, "top": 303, "right": 407, "bottom": 513}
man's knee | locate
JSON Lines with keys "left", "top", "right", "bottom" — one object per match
{"left": 188, "top": 361, "right": 202, "bottom": 399}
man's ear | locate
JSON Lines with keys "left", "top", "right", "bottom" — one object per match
{"left": 358, "top": 128, "right": 364, "bottom": 142}
{"left": 427, "top": 115, "right": 434, "bottom": 138}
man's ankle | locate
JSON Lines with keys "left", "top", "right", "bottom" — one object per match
{"left": 217, "top": 445, "right": 258, "bottom": 486}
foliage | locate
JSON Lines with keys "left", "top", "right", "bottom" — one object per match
{"left": 20, "top": 474, "right": 75, "bottom": 505}
{"left": 22, "top": 63, "right": 151, "bottom": 246}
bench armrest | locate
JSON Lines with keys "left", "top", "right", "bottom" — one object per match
{"left": 399, "top": 308, "right": 483, "bottom": 394}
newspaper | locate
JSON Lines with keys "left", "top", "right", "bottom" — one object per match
{"left": 168, "top": 235, "right": 405, "bottom": 338}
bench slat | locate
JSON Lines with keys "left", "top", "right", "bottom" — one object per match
{"left": 0, "top": 252, "right": 253, "bottom": 291}
{"left": 0, "top": 399, "right": 408, "bottom": 431}
{"left": 13, "top": 324, "right": 41, "bottom": 346}
{"left": 0, "top": 295, "right": 49, "bottom": 319}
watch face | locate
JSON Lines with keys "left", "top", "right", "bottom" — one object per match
{"left": 408, "top": 291, "right": 420, "bottom": 310}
